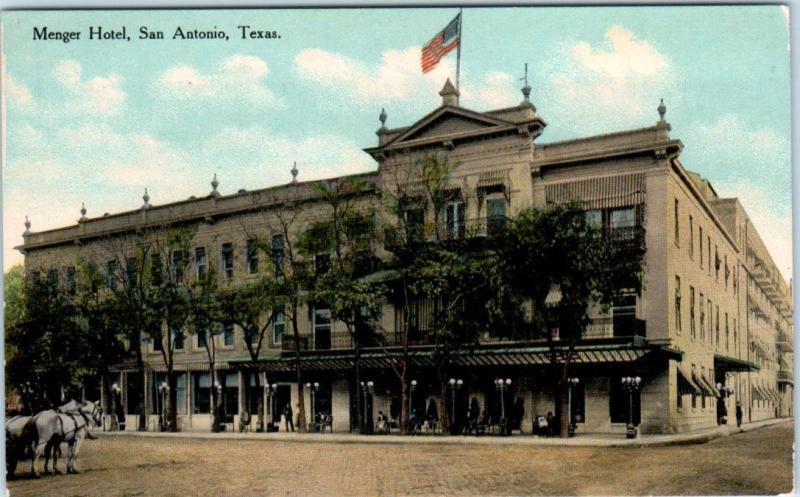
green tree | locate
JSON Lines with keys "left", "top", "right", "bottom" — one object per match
{"left": 498, "top": 203, "right": 645, "bottom": 437}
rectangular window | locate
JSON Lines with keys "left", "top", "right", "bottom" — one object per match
{"left": 609, "top": 207, "right": 636, "bottom": 229}
{"left": 677, "top": 381, "right": 683, "bottom": 410}
{"left": 445, "top": 201, "right": 465, "bottom": 239}
{"left": 221, "top": 372, "right": 239, "bottom": 423}
{"left": 125, "top": 257, "right": 136, "bottom": 288}
{"left": 106, "top": 260, "right": 117, "bottom": 290}
{"left": 405, "top": 208, "right": 425, "bottom": 242}
{"left": 313, "top": 307, "right": 332, "bottom": 350}
{"left": 674, "top": 199, "right": 680, "bottom": 245}
{"left": 272, "top": 234, "right": 284, "bottom": 272}
{"left": 699, "top": 227, "right": 704, "bottom": 268}
{"left": 221, "top": 243, "right": 234, "bottom": 279}
{"left": 733, "top": 318, "right": 737, "bottom": 354}
{"left": 724, "top": 255, "right": 729, "bottom": 288}
{"left": 223, "top": 323, "right": 234, "bottom": 347}
{"left": 689, "top": 215, "right": 694, "bottom": 258}
{"left": 486, "top": 198, "right": 507, "bottom": 237}
{"left": 151, "top": 253, "right": 163, "bottom": 285}
{"left": 701, "top": 367, "right": 707, "bottom": 408}
{"left": 66, "top": 266, "right": 76, "bottom": 294}
{"left": 193, "top": 372, "right": 210, "bottom": 414}
{"left": 247, "top": 239, "right": 259, "bottom": 274}
{"left": 715, "top": 305, "right": 720, "bottom": 346}
{"left": 171, "top": 327, "right": 184, "bottom": 351}
{"left": 196, "top": 329, "right": 208, "bottom": 349}
{"left": 707, "top": 236, "right": 711, "bottom": 274}
{"left": 725, "top": 313, "right": 729, "bottom": 351}
{"left": 689, "top": 286, "right": 696, "bottom": 339}
{"left": 699, "top": 292, "right": 705, "bottom": 340}
{"left": 273, "top": 310, "right": 285, "bottom": 345}
{"left": 46, "top": 269, "right": 58, "bottom": 289}
{"left": 714, "top": 245, "right": 719, "bottom": 280}
{"left": 176, "top": 374, "right": 187, "bottom": 415}
{"left": 315, "top": 253, "right": 330, "bottom": 275}
{"left": 674, "top": 276, "right": 682, "bottom": 334}
{"left": 195, "top": 247, "right": 207, "bottom": 280}
{"left": 171, "top": 250, "right": 184, "bottom": 281}
{"left": 708, "top": 299, "right": 713, "bottom": 344}
{"left": 691, "top": 364, "right": 697, "bottom": 409}
{"left": 585, "top": 209, "right": 602, "bottom": 228}
{"left": 153, "top": 333, "right": 163, "bottom": 352}
{"left": 572, "top": 382, "right": 586, "bottom": 424}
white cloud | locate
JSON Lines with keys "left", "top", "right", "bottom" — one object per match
{"left": 52, "top": 60, "right": 126, "bottom": 117}
{"left": 715, "top": 180, "right": 792, "bottom": 281}
{"left": 4, "top": 74, "right": 33, "bottom": 107}
{"left": 155, "top": 55, "right": 276, "bottom": 104}
{"left": 543, "top": 25, "right": 675, "bottom": 133}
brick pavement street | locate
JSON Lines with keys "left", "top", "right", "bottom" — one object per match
{"left": 6, "top": 422, "right": 794, "bottom": 497}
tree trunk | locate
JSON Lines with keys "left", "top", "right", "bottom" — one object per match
{"left": 167, "top": 369, "right": 178, "bottom": 432}
{"left": 558, "top": 382, "right": 569, "bottom": 438}
{"left": 137, "top": 358, "right": 146, "bottom": 432}
{"left": 400, "top": 368, "right": 409, "bottom": 434}
{"left": 210, "top": 368, "right": 219, "bottom": 432}
{"left": 254, "top": 370, "right": 265, "bottom": 432}
{"left": 354, "top": 336, "right": 362, "bottom": 433}
{"left": 437, "top": 366, "right": 450, "bottom": 433}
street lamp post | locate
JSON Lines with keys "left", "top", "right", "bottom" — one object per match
{"left": 715, "top": 382, "right": 734, "bottom": 425}
{"left": 567, "top": 377, "right": 579, "bottom": 437}
{"left": 265, "top": 383, "right": 277, "bottom": 431}
{"left": 408, "top": 379, "right": 417, "bottom": 431}
{"left": 159, "top": 381, "right": 169, "bottom": 432}
{"left": 621, "top": 376, "right": 642, "bottom": 439}
{"left": 110, "top": 382, "right": 121, "bottom": 432}
{"left": 448, "top": 378, "right": 463, "bottom": 434}
{"left": 305, "top": 382, "right": 320, "bottom": 429}
{"left": 495, "top": 378, "right": 512, "bottom": 435}
{"left": 360, "top": 380, "right": 374, "bottom": 433}
{"left": 213, "top": 381, "right": 222, "bottom": 432}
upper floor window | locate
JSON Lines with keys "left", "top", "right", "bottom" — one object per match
{"left": 689, "top": 215, "right": 694, "bottom": 258}
{"left": 315, "top": 253, "right": 331, "bottom": 275}
{"left": 674, "top": 199, "right": 679, "bottom": 246}
{"left": 486, "top": 197, "right": 507, "bottom": 237}
{"left": 273, "top": 310, "right": 285, "bottom": 345}
{"left": 405, "top": 207, "right": 425, "bottom": 242}
{"left": 151, "top": 253, "right": 163, "bottom": 286}
{"left": 699, "top": 292, "right": 705, "bottom": 341}
{"left": 65, "top": 266, "right": 76, "bottom": 294}
{"left": 171, "top": 250, "right": 184, "bottom": 281}
{"left": 674, "top": 276, "right": 682, "bottom": 334}
{"left": 272, "top": 234, "right": 285, "bottom": 272}
{"left": 707, "top": 236, "right": 711, "bottom": 274}
{"left": 171, "top": 327, "right": 184, "bottom": 351}
{"left": 725, "top": 313, "right": 729, "bottom": 351}
{"left": 247, "top": 239, "right": 259, "bottom": 274}
{"left": 221, "top": 243, "right": 234, "bottom": 279}
{"left": 609, "top": 207, "right": 636, "bottom": 229}
{"left": 724, "top": 255, "right": 729, "bottom": 288}
{"left": 125, "top": 257, "right": 136, "bottom": 288}
{"left": 715, "top": 305, "right": 720, "bottom": 346}
{"left": 106, "top": 260, "right": 117, "bottom": 290}
{"left": 699, "top": 226, "right": 704, "bottom": 268}
{"left": 689, "top": 286, "right": 696, "bottom": 339}
{"left": 223, "top": 323, "right": 235, "bottom": 347}
{"left": 46, "top": 269, "right": 58, "bottom": 289}
{"left": 195, "top": 247, "right": 207, "bottom": 280}
{"left": 445, "top": 200, "right": 465, "bottom": 239}
{"left": 714, "top": 245, "right": 720, "bottom": 281}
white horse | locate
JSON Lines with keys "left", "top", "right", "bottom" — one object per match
{"left": 9, "top": 400, "right": 101, "bottom": 477}
{"left": 5, "top": 414, "right": 36, "bottom": 477}
{"left": 49, "top": 400, "right": 102, "bottom": 474}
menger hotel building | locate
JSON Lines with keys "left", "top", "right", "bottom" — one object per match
{"left": 17, "top": 80, "right": 793, "bottom": 435}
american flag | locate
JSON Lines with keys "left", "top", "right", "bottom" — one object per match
{"left": 421, "top": 13, "right": 461, "bottom": 74}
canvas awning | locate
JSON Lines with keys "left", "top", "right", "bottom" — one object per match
{"left": 701, "top": 373, "right": 720, "bottom": 398}
{"left": 692, "top": 371, "right": 715, "bottom": 396}
{"left": 714, "top": 354, "right": 760, "bottom": 372}
{"left": 545, "top": 285, "right": 562, "bottom": 307}
{"left": 233, "top": 337, "right": 680, "bottom": 374}
{"left": 677, "top": 363, "right": 702, "bottom": 395}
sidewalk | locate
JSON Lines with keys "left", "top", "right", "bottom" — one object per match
{"left": 95, "top": 416, "right": 792, "bottom": 448}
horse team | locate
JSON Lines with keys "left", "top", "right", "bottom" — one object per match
{"left": 6, "top": 399, "right": 101, "bottom": 478}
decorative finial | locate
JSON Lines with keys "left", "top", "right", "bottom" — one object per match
{"left": 79, "top": 203, "right": 87, "bottom": 222}
{"left": 142, "top": 188, "right": 151, "bottom": 209}
{"left": 211, "top": 173, "right": 220, "bottom": 197}
{"left": 520, "top": 63, "right": 532, "bottom": 104}
{"left": 24, "top": 216, "right": 31, "bottom": 235}
{"left": 291, "top": 162, "right": 299, "bottom": 184}
{"left": 379, "top": 108, "right": 387, "bottom": 126}
{"left": 658, "top": 98, "right": 666, "bottom": 121}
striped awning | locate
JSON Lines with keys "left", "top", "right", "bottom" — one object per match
{"left": 545, "top": 173, "right": 645, "bottom": 209}
{"left": 692, "top": 372, "right": 715, "bottom": 396}
{"left": 545, "top": 285, "right": 562, "bottom": 307}
{"left": 701, "top": 373, "right": 720, "bottom": 398}
{"left": 476, "top": 168, "right": 512, "bottom": 190}
{"left": 232, "top": 338, "right": 678, "bottom": 374}
{"left": 677, "top": 363, "right": 702, "bottom": 395}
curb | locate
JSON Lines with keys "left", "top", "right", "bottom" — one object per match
{"left": 93, "top": 417, "right": 792, "bottom": 448}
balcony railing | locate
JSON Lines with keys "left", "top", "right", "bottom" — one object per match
{"left": 777, "top": 370, "right": 794, "bottom": 384}
{"left": 549, "top": 317, "right": 646, "bottom": 340}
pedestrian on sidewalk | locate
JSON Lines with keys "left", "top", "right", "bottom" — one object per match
{"left": 283, "top": 403, "right": 294, "bottom": 432}
{"left": 736, "top": 401, "right": 743, "bottom": 428}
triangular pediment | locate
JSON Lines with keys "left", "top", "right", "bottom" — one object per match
{"left": 387, "top": 107, "right": 513, "bottom": 146}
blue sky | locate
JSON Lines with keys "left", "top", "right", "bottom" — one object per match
{"left": 1, "top": 6, "right": 791, "bottom": 277}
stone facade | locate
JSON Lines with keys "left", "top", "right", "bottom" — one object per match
{"left": 17, "top": 80, "right": 792, "bottom": 434}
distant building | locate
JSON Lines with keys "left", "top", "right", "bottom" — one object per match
{"left": 17, "top": 79, "right": 792, "bottom": 434}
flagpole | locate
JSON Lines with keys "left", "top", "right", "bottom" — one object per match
{"left": 456, "top": 8, "right": 463, "bottom": 93}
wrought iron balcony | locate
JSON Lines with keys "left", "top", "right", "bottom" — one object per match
{"left": 777, "top": 370, "right": 794, "bottom": 384}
